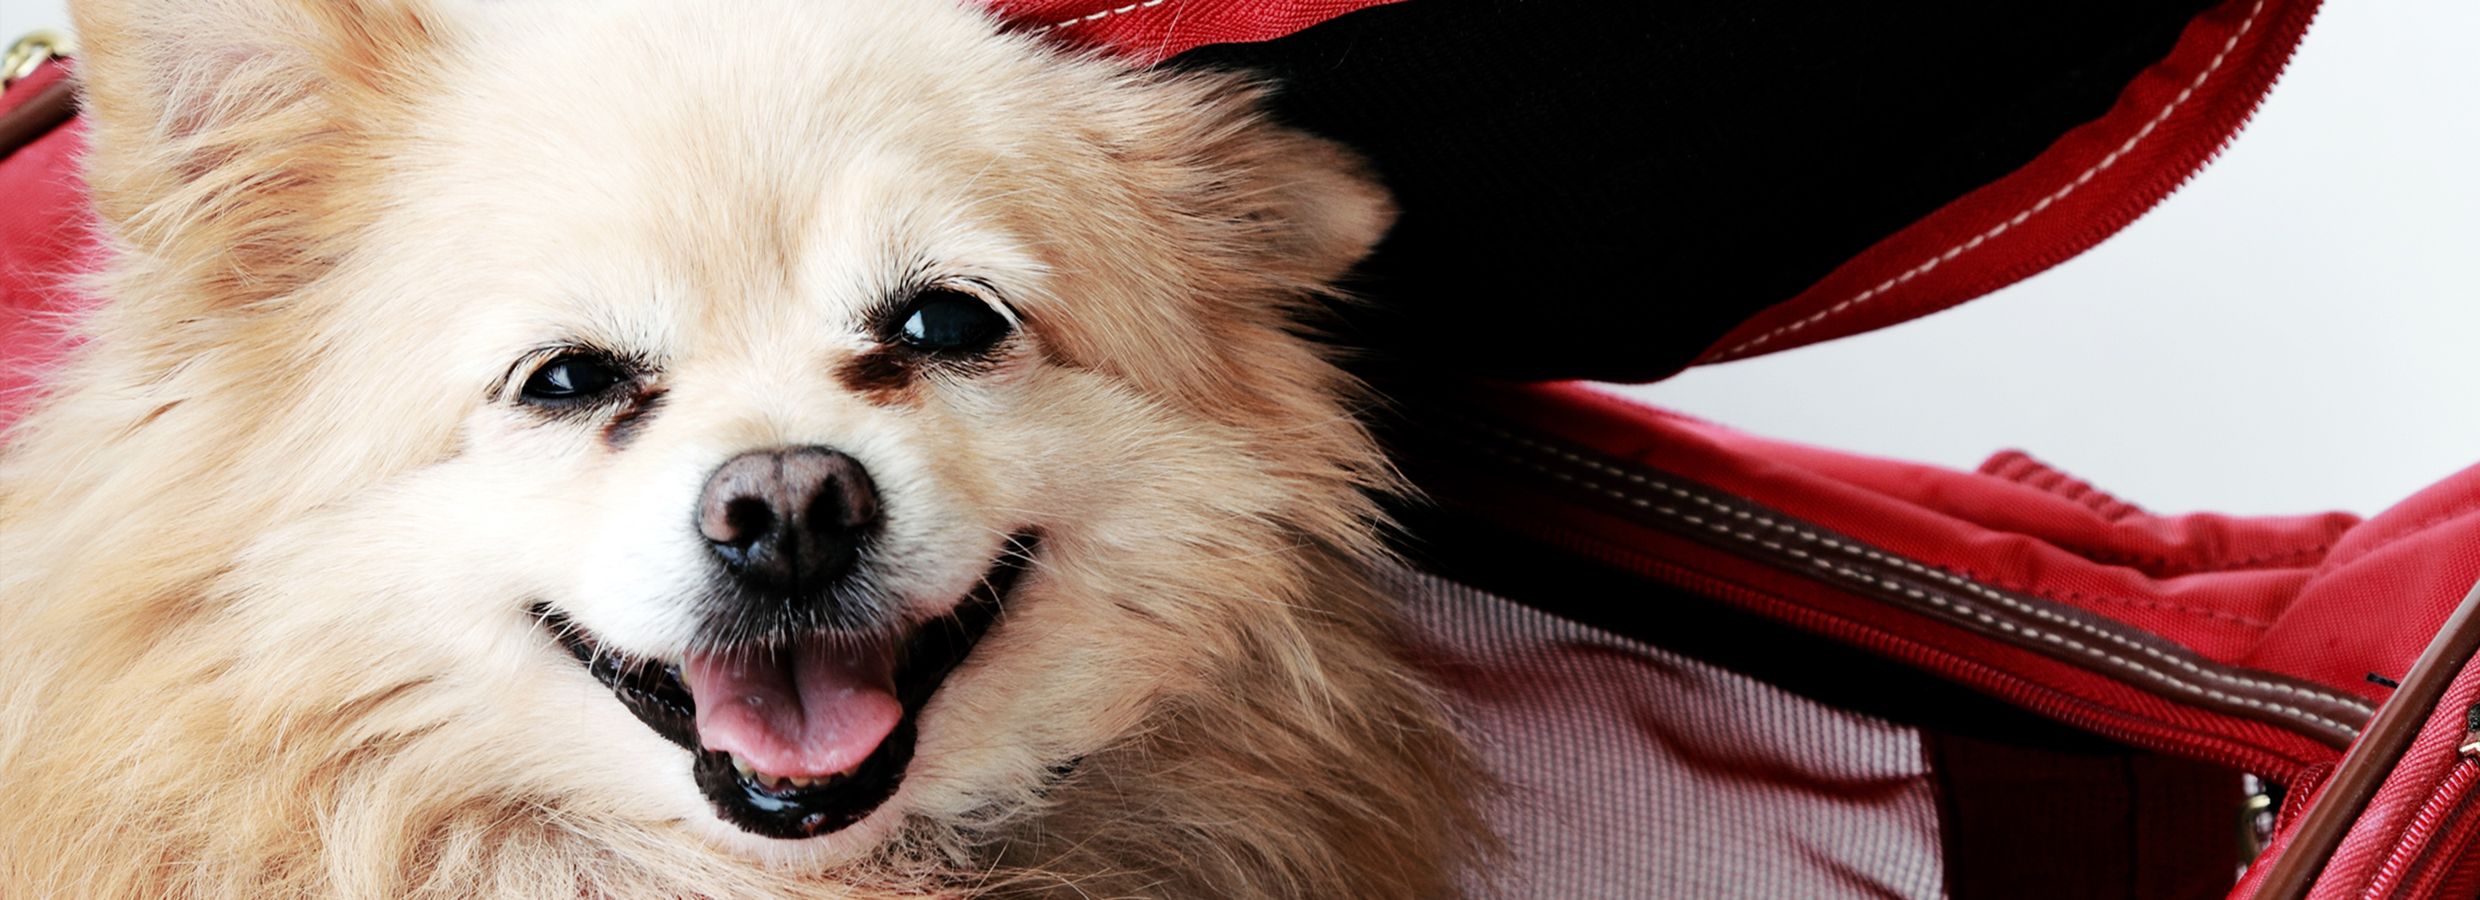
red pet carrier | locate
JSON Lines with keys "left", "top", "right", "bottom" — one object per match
{"left": 7, "top": 2, "right": 2475, "bottom": 896}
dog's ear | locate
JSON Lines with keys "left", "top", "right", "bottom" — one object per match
{"left": 71, "top": 0, "right": 443, "bottom": 298}
{"left": 1221, "top": 123, "right": 1396, "bottom": 289}
{"left": 1112, "top": 73, "right": 1396, "bottom": 289}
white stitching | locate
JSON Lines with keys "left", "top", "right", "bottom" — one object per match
{"left": 1813, "top": 556, "right": 2367, "bottom": 737}
{"left": 1469, "top": 438, "right": 2362, "bottom": 737}
{"left": 1715, "top": 0, "right": 2267, "bottom": 360}
{"left": 1039, "top": 0, "right": 1173, "bottom": 31}
{"left": 1463, "top": 421, "right": 2377, "bottom": 724}
{"left": 1473, "top": 421, "right": 2373, "bottom": 716}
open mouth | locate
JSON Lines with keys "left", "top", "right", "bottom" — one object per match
{"left": 534, "top": 532, "right": 1037, "bottom": 840}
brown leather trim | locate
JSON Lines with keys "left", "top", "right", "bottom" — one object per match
{"left": 0, "top": 75, "right": 75, "bottom": 161}
{"left": 2250, "top": 578, "right": 2480, "bottom": 899}
{"left": 1436, "top": 414, "right": 2375, "bottom": 749}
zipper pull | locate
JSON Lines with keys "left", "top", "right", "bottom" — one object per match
{"left": 2459, "top": 703, "right": 2480, "bottom": 758}
{"left": 3, "top": 30, "right": 74, "bottom": 88}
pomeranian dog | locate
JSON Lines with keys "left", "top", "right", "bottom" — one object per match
{"left": 0, "top": 0, "right": 1487, "bottom": 895}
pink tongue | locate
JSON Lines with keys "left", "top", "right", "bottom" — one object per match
{"left": 681, "top": 636, "right": 903, "bottom": 779}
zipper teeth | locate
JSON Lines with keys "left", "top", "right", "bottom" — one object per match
{"left": 1449, "top": 416, "right": 2372, "bottom": 731}
{"left": 1530, "top": 524, "right": 2317, "bottom": 783}
{"left": 2002, "top": 30, "right": 2296, "bottom": 301}
{"left": 2365, "top": 714, "right": 2480, "bottom": 899}
{"left": 2393, "top": 790, "right": 2480, "bottom": 900}
{"left": 1983, "top": 0, "right": 2319, "bottom": 309}
{"left": 2372, "top": 762, "right": 2480, "bottom": 899}
{"left": 1706, "top": 0, "right": 2320, "bottom": 365}
{"left": 1414, "top": 408, "right": 2382, "bottom": 780}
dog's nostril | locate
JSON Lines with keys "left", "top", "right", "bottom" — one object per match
{"left": 720, "top": 496, "right": 773, "bottom": 547}
{"left": 805, "top": 492, "right": 837, "bottom": 534}
{"left": 806, "top": 479, "right": 873, "bottom": 532}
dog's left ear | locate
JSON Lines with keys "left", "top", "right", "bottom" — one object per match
{"left": 1113, "top": 74, "right": 1396, "bottom": 288}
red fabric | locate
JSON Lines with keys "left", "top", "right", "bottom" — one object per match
{"left": 2307, "top": 661, "right": 2480, "bottom": 898}
{"left": 1424, "top": 383, "right": 2480, "bottom": 771}
{"left": 987, "top": 0, "right": 1401, "bottom": 64}
{"left": 1548, "top": 384, "right": 2379, "bottom": 691}
{"left": 2259, "top": 473, "right": 2480, "bottom": 696}
{"left": 1421, "top": 382, "right": 2480, "bottom": 896}
{"left": 0, "top": 60, "right": 96, "bottom": 429}
{"left": 1693, "top": 0, "right": 2324, "bottom": 364}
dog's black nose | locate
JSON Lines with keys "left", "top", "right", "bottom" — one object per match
{"left": 697, "top": 446, "right": 880, "bottom": 595}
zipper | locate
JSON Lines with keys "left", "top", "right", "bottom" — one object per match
{"left": 1414, "top": 477, "right": 2320, "bottom": 786}
{"left": 1405, "top": 409, "right": 2373, "bottom": 785}
{"left": 2362, "top": 705, "right": 2480, "bottom": 899}
{"left": 1700, "top": 0, "right": 2324, "bottom": 365}
{"left": 3, "top": 30, "right": 71, "bottom": 88}
{"left": 1991, "top": 0, "right": 2309, "bottom": 326}
{"left": 1556, "top": 533, "right": 2328, "bottom": 787}
{"left": 1445, "top": 415, "right": 2371, "bottom": 737}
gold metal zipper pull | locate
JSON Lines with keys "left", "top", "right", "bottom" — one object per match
{"left": 2457, "top": 703, "right": 2480, "bottom": 757}
{"left": 4, "top": 30, "right": 75, "bottom": 89}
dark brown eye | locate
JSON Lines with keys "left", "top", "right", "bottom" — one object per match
{"left": 894, "top": 289, "right": 1010, "bottom": 355}
{"left": 521, "top": 353, "right": 629, "bottom": 405}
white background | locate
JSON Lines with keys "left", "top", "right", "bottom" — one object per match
{"left": 7, "top": 0, "right": 2474, "bottom": 516}
{"left": 1619, "top": 0, "right": 2480, "bottom": 517}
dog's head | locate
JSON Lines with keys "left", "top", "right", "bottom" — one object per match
{"left": 65, "top": 0, "right": 1396, "bottom": 872}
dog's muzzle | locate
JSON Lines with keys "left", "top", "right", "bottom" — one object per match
{"left": 534, "top": 531, "right": 1038, "bottom": 840}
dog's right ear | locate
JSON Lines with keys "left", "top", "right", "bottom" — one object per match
{"left": 71, "top": 0, "right": 445, "bottom": 303}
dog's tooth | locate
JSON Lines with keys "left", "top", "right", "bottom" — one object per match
{"left": 723, "top": 753, "right": 830, "bottom": 790}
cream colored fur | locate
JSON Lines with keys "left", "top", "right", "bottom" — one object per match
{"left": 0, "top": 0, "right": 1488, "bottom": 896}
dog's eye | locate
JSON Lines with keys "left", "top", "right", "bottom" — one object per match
{"left": 521, "top": 353, "right": 629, "bottom": 404}
{"left": 895, "top": 289, "right": 1010, "bottom": 354}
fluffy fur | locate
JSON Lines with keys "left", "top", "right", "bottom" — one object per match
{"left": 0, "top": 0, "right": 1488, "bottom": 896}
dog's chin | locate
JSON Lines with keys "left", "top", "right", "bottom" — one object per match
{"left": 534, "top": 532, "right": 1038, "bottom": 848}
{"left": 685, "top": 790, "right": 913, "bottom": 868}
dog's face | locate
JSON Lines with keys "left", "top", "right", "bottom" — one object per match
{"left": 59, "top": 0, "right": 1393, "bottom": 872}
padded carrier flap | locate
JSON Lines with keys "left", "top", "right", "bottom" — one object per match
{"left": 1163, "top": 0, "right": 2320, "bottom": 381}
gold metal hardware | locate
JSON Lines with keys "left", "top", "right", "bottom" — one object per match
{"left": 2239, "top": 775, "right": 2278, "bottom": 864}
{"left": 4, "top": 29, "right": 76, "bottom": 89}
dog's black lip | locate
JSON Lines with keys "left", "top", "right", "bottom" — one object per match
{"left": 533, "top": 531, "right": 1038, "bottom": 840}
